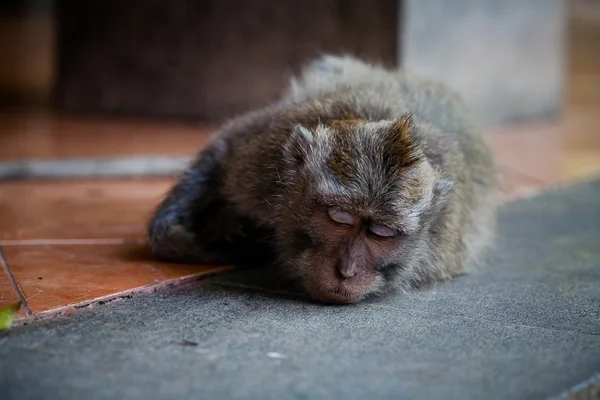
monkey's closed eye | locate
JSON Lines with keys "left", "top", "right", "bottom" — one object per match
{"left": 369, "top": 223, "right": 399, "bottom": 238}
{"left": 327, "top": 208, "right": 357, "bottom": 226}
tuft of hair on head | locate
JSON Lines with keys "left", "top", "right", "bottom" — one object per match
{"left": 283, "top": 124, "right": 315, "bottom": 168}
{"left": 381, "top": 114, "right": 456, "bottom": 213}
{"left": 382, "top": 113, "right": 424, "bottom": 171}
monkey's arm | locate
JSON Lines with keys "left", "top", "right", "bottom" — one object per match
{"left": 146, "top": 141, "right": 230, "bottom": 264}
{"left": 146, "top": 139, "right": 275, "bottom": 267}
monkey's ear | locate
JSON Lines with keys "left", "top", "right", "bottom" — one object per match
{"left": 385, "top": 114, "right": 423, "bottom": 167}
{"left": 284, "top": 125, "right": 315, "bottom": 166}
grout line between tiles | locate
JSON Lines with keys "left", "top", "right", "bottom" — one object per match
{"left": 0, "top": 245, "right": 33, "bottom": 316}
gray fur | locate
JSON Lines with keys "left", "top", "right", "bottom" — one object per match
{"left": 147, "top": 55, "right": 499, "bottom": 302}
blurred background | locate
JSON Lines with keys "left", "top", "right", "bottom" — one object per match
{"left": 0, "top": 0, "right": 598, "bottom": 180}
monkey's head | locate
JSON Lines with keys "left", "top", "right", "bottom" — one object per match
{"left": 277, "top": 114, "right": 454, "bottom": 304}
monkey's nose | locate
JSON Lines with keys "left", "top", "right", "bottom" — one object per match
{"left": 336, "top": 261, "right": 358, "bottom": 279}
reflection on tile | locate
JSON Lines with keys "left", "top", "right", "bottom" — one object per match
{"left": 0, "top": 179, "right": 174, "bottom": 241}
{"left": 498, "top": 168, "right": 553, "bottom": 201}
{"left": 485, "top": 123, "right": 564, "bottom": 184}
{"left": 0, "top": 110, "right": 212, "bottom": 161}
{"left": 484, "top": 123, "right": 568, "bottom": 201}
{"left": 562, "top": 10, "right": 600, "bottom": 182}
{"left": 564, "top": 84, "right": 600, "bottom": 182}
{"left": 3, "top": 244, "right": 229, "bottom": 313}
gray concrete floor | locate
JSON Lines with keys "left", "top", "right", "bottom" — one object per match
{"left": 0, "top": 179, "right": 599, "bottom": 400}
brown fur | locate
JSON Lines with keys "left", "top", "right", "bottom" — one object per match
{"left": 147, "top": 55, "right": 499, "bottom": 303}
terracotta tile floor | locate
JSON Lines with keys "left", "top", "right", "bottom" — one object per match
{"left": 0, "top": 110, "right": 210, "bottom": 160}
{"left": 0, "top": 172, "right": 232, "bottom": 321}
{"left": 0, "top": 179, "right": 172, "bottom": 242}
{"left": 2, "top": 244, "right": 229, "bottom": 316}
{"left": 1, "top": 7, "right": 599, "bottom": 325}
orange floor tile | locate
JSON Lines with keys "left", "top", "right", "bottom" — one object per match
{"left": 484, "top": 123, "right": 566, "bottom": 200}
{"left": 1, "top": 244, "right": 229, "bottom": 315}
{"left": 496, "top": 169, "right": 551, "bottom": 202}
{"left": 0, "top": 110, "right": 211, "bottom": 161}
{"left": 0, "top": 179, "right": 173, "bottom": 243}
{"left": 485, "top": 123, "right": 563, "bottom": 184}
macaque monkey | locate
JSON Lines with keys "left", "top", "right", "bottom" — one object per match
{"left": 147, "top": 55, "right": 499, "bottom": 304}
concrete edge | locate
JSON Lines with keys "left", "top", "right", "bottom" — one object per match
{"left": 0, "top": 156, "right": 193, "bottom": 179}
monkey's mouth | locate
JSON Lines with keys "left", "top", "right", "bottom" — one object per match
{"left": 309, "top": 284, "right": 364, "bottom": 305}
{"left": 303, "top": 266, "right": 378, "bottom": 305}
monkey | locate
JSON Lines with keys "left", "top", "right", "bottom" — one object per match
{"left": 147, "top": 55, "right": 499, "bottom": 304}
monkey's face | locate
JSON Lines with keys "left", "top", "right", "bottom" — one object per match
{"left": 279, "top": 118, "right": 451, "bottom": 304}
{"left": 293, "top": 204, "right": 414, "bottom": 304}
{"left": 282, "top": 183, "right": 440, "bottom": 304}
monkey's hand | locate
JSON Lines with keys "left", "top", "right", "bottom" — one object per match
{"left": 147, "top": 141, "right": 231, "bottom": 264}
